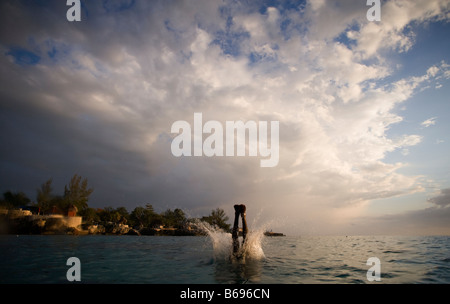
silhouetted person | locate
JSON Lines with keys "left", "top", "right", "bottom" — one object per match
{"left": 232, "top": 204, "right": 248, "bottom": 257}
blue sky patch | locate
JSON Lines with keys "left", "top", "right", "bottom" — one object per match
{"left": 102, "top": 0, "right": 135, "bottom": 13}
{"left": 212, "top": 29, "right": 250, "bottom": 57}
{"left": 6, "top": 47, "right": 40, "bottom": 66}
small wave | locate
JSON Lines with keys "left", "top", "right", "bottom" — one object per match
{"left": 383, "top": 250, "right": 408, "bottom": 254}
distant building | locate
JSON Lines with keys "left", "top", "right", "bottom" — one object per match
{"left": 67, "top": 205, "right": 78, "bottom": 217}
{"left": 50, "top": 205, "right": 64, "bottom": 215}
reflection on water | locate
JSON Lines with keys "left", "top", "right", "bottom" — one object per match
{"left": 214, "top": 256, "right": 262, "bottom": 284}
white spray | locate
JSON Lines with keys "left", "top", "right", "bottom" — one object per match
{"left": 195, "top": 219, "right": 267, "bottom": 262}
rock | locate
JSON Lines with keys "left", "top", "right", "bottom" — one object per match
{"left": 44, "top": 217, "right": 68, "bottom": 233}
{"left": 87, "top": 224, "right": 105, "bottom": 234}
{"left": 66, "top": 227, "right": 80, "bottom": 235}
{"left": 103, "top": 222, "right": 130, "bottom": 235}
{"left": 126, "top": 229, "right": 141, "bottom": 236}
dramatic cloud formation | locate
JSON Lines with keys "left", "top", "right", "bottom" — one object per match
{"left": 1, "top": 0, "right": 449, "bottom": 235}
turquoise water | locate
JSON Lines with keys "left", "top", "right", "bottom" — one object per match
{"left": 1, "top": 234, "right": 449, "bottom": 284}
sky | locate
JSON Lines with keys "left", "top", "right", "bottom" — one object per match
{"left": 1, "top": 0, "right": 449, "bottom": 235}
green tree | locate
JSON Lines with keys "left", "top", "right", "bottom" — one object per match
{"left": 98, "top": 207, "right": 120, "bottom": 222}
{"left": 162, "top": 208, "right": 187, "bottom": 228}
{"left": 115, "top": 206, "right": 130, "bottom": 224}
{"left": 1, "top": 191, "right": 31, "bottom": 208}
{"left": 130, "top": 204, "right": 162, "bottom": 228}
{"left": 201, "top": 208, "right": 230, "bottom": 231}
{"left": 63, "top": 174, "right": 93, "bottom": 212}
{"left": 36, "top": 178, "right": 54, "bottom": 213}
{"left": 49, "top": 195, "right": 66, "bottom": 214}
{"left": 78, "top": 207, "right": 100, "bottom": 224}
{"left": 144, "top": 204, "right": 154, "bottom": 213}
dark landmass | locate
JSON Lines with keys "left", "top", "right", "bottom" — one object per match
{"left": 0, "top": 209, "right": 207, "bottom": 236}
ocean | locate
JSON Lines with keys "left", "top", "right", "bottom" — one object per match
{"left": 1, "top": 231, "right": 449, "bottom": 284}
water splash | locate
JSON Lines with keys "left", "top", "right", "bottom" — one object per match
{"left": 194, "top": 219, "right": 270, "bottom": 283}
{"left": 195, "top": 220, "right": 266, "bottom": 262}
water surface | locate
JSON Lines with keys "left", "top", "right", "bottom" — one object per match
{"left": 1, "top": 234, "right": 449, "bottom": 284}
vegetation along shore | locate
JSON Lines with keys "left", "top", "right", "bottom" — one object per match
{"left": 0, "top": 174, "right": 232, "bottom": 236}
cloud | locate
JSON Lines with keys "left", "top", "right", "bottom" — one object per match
{"left": 352, "top": 0, "right": 449, "bottom": 59}
{"left": 346, "top": 206, "right": 450, "bottom": 236}
{"left": 343, "top": 188, "right": 450, "bottom": 235}
{"left": 428, "top": 188, "right": 450, "bottom": 208}
{"left": 421, "top": 117, "right": 437, "bottom": 128}
{"left": 0, "top": 0, "right": 449, "bottom": 234}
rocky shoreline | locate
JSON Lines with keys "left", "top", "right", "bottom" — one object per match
{"left": 0, "top": 213, "right": 206, "bottom": 236}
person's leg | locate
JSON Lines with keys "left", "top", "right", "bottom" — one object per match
{"left": 240, "top": 204, "right": 248, "bottom": 245}
{"left": 232, "top": 204, "right": 240, "bottom": 254}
